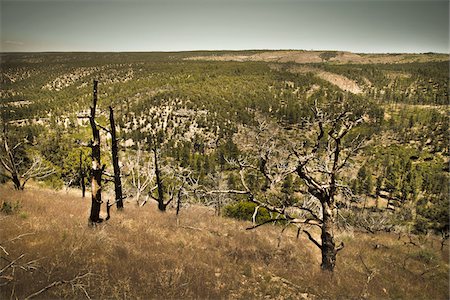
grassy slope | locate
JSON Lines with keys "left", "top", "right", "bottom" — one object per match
{"left": 0, "top": 184, "right": 448, "bottom": 300}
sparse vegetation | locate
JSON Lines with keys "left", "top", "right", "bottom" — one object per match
{"left": 0, "top": 185, "right": 448, "bottom": 299}
{"left": 0, "top": 50, "right": 448, "bottom": 298}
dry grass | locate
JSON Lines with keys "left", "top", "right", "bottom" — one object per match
{"left": 1, "top": 184, "right": 448, "bottom": 299}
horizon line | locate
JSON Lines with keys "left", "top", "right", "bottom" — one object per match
{"left": 1, "top": 49, "right": 449, "bottom": 55}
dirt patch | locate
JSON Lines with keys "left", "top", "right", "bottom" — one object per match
{"left": 287, "top": 65, "right": 364, "bottom": 94}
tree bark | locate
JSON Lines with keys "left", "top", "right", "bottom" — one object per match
{"left": 321, "top": 201, "right": 337, "bottom": 271}
{"left": 109, "top": 106, "right": 123, "bottom": 209}
{"left": 176, "top": 187, "right": 182, "bottom": 216}
{"left": 153, "top": 147, "right": 166, "bottom": 211}
{"left": 10, "top": 170, "right": 22, "bottom": 190}
{"left": 12, "top": 174, "right": 22, "bottom": 190}
{"left": 89, "top": 80, "right": 103, "bottom": 224}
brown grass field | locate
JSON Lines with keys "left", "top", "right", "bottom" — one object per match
{"left": 0, "top": 184, "right": 448, "bottom": 299}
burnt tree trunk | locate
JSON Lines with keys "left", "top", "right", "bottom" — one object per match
{"left": 89, "top": 80, "right": 103, "bottom": 224}
{"left": 153, "top": 146, "right": 166, "bottom": 211}
{"left": 79, "top": 151, "right": 86, "bottom": 198}
{"left": 109, "top": 106, "right": 123, "bottom": 209}
{"left": 321, "top": 200, "right": 337, "bottom": 271}
{"left": 176, "top": 187, "right": 182, "bottom": 216}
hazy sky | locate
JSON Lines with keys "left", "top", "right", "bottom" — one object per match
{"left": 1, "top": 0, "right": 449, "bottom": 53}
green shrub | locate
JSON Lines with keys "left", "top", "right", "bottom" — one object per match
{"left": 41, "top": 174, "right": 64, "bottom": 190}
{"left": 223, "top": 201, "right": 273, "bottom": 223}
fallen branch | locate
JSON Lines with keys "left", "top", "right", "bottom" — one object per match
{"left": 359, "top": 254, "right": 377, "bottom": 299}
{"left": 179, "top": 225, "right": 203, "bottom": 231}
{"left": 0, "top": 254, "right": 24, "bottom": 275}
{"left": 24, "top": 272, "right": 93, "bottom": 300}
{"left": 5, "top": 232, "right": 35, "bottom": 243}
{"left": 0, "top": 245, "right": 8, "bottom": 255}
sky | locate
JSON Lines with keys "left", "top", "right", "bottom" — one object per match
{"left": 1, "top": 0, "right": 449, "bottom": 53}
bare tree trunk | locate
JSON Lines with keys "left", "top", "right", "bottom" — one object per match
{"left": 109, "top": 106, "right": 123, "bottom": 210}
{"left": 176, "top": 187, "right": 182, "bottom": 216}
{"left": 321, "top": 201, "right": 337, "bottom": 271}
{"left": 89, "top": 80, "right": 103, "bottom": 224}
{"left": 11, "top": 172, "right": 22, "bottom": 190}
{"left": 2, "top": 133, "right": 22, "bottom": 190}
{"left": 79, "top": 151, "right": 86, "bottom": 198}
{"left": 1, "top": 122, "right": 54, "bottom": 191}
{"left": 216, "top": 196, "right": 222, "bottom": 216}
{"left": 153, "top": 147, "right": 166, "bottom": 211}
{"left": 11, "top": 174, "right": 22, "bottom": 190}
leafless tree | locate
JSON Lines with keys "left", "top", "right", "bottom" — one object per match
{"left": 207, "top": 101, "right": 367, "bottom": 271}
{"left": 148, "top": 141, "right": 173, "bottom": 212}
{"left": 172, "top": 166, "right": 199, "bottom": 217}
{"left": 0, "top": 127, "right": 55, "bottom": 190}
{"left": 127, "top": 138, "right": 198, "bottom": 217}
{"left": 88, "top": 80, "right": 104, "bottom": 224}
{"left": 78, "top": 80, "right": 105, "bottom": 224}
{"left": 203, "top": 171, "right": 231, "bottom": 216}
{"left": 108, "top": 106, "right": 124, "bottom": 209}
{"left": 149, "top": 147, "right": 194, "bottom": 212}
{"left": 125, "top": 141, "right": 155, "bottom": 206}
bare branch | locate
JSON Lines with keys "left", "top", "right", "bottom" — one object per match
{"left": 5, "top": 232, "right": 35, "bottom": 243}
{"left": 24, "top": 272, "right": 93, "bottom": 300}
{"left": 336, "top": 241, "right": 345, "bottom": 252}
{"left": 96, "top": 123, "right": 111, "bottom": 133}
{"left": 206, "top": 189, "right": 250, "bottom": 195}
{"left": 252, "top": 205, "right": 260, "bottom": 225}
{"left": 303, "top": 230, "right": 322, "bottom": 250}
{"left": 246, "top": 218, "right": 286, "bottom": 230}
{"left": 0, "top": 254, "right": 25, "bottom": 275}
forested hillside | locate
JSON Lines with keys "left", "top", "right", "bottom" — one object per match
{"left": 1, "top": 50, "right": 448, "bottom": 298}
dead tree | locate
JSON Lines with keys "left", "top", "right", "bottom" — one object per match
{"left": 173, "top": 166, "right": 197, "bottom": 219}
{"left": 141, "top": 137, "right": 196, "bottom": 213}
{"left": 204, "top": 171, "right": 230, "bottom": 216}
{"left": 88, "top": 79, "right": 104, "bottom": 224}
{"left": 295, "top": 103, "right": 365, "bottom": 271}
{"left": 109, "top": 106, "right": 124, "bottom": 209}
{"left": 79, "top": 83, "right": 123, "bottom": 221}
{"left": 0, "top": 126, "right": 55, "bottom": 190}
{"left": 0, "top": 128, "right": 21, "bottom": 189}
{"left": 150, "top": 142, "right": 173, "bottom": 212}
{"left": 126, "top": 141, "right": 155, "bottom": 206}
{"left": 207, "top": 103, "right": 367, "bottom": 272}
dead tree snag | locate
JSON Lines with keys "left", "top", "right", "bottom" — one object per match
{"left": 109, "top": 106, "right": 124, "bottom": 209}
{"left": 206, "top": 102, "right": 366, "bottom": 272}
{"left": 151, "top": 142, "right": 172, "bottom": 212}
{"left": 0, "top": 124, "right": 55, "bottom": 190}
{"left": 88, "top": 79, "right": 104, "bottom": 224}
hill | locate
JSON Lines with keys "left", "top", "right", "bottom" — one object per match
{"left": 186, "top": 50, "right": 449, "bottom": 64}
{"left": 0, "top": 50, "right": 449, "bottom": 298}
{"left": 0, "top": 184, "right": 448, "bottom": 299}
